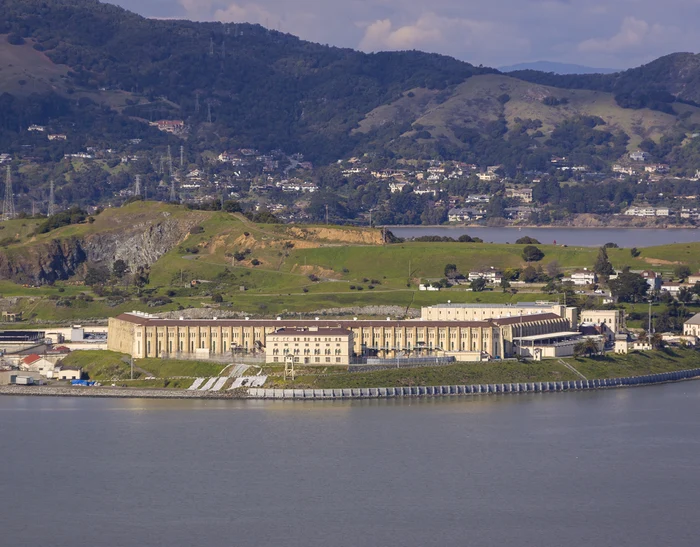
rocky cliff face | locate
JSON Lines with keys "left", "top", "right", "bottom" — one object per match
{"left": 0, "top": 213, "right": 199, "bottom": 285}
{"left": 0, "top": 238, "right": 87, "bottom": 284}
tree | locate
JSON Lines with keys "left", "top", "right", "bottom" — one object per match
{"left": 678, "top": 287, "right": 694, "bottom": 304}
{"left": 470, "top": 278, "right": 486, "bottom": 292}
{"left": 500, "top": 278, "right": 511, "bottom": 292}
{"left": 650, "top": 333, "right": 665, "bottom": 350}
{"left": 593, "top": 247, "right": 614, "bottom": 279}
{"left": 211, "top": 293, "right": 223, "bottom": 303}
{"left": 515, "top": 236, "right": 541, "bottom": 245}
{"left": 630, "top": 247, "right": 641, "bottom": 258}
{"left": 546, "top": 260, "right": 561, "bottom": 279}
{"left": 112, "top": 259, "right": 128, "bottom": 279}
{"left": 573, "top": 338, "right": 599, "bottom": 357}
{"left": 609, "top": 271, "right": 648, "bottom": 302}
{"left": 603, "top": 242, "right": 619, "bottom": 249}
{"left": 522, "top": 245, "right": 544, "bottom": 262}
{"left": 444, "top": 264, "right": 459, "bottom": 279}
{"left": 673, "top": 265, "right": 692, "bottom": 281}
{"left": 84, "top": 265, "right": 109, "bottom": 286}
{"left": 522, "top": 265, "right": 538, "bottom": 283}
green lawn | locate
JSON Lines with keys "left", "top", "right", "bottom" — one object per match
{"left": 562, "top": 348, "right": 700, "bottom": 379}
{"left": 135, "top": 358, "right": 226, "bottom": 378}
{"left": 265, "top": 361, "right": 579, "bottom": 389}
{"left": 61, "top": 350, "right": 138, "bottom": 381}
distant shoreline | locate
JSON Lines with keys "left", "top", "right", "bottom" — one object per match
{"left": 385, "top": 224, "right": 699, "bottom": 230}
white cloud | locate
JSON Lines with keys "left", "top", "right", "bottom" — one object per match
{"left": 578, "top": 16, "right": 673, "bottom": 53}
{"left": 358, "top": 12, "right": 530, "bottom": 64}
{"left": 112, "top": 0, "right": 700, "bottom": 68}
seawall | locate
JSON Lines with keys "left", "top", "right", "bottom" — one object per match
{"left": 246, "top": 369, "right": 700, "bottom": 400}
{"left": 2, "top": 368, "right": 699, "bottom": 401}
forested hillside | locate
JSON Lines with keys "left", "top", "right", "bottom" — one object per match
{"left": 1, "top": 0, "right": 700, "bottom": 220}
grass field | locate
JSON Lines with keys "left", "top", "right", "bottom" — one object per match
{"left": 59, "top": 346, "right": 700, "bottom": 391}
{"left": 261, "top": 349, "right": 700, "bottom": 389}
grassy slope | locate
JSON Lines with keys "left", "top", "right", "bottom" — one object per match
{"left": 356, "top": 74, "right": 700, "bottom": 149}
{"left": 60, "top": 347, "right": 700, "bottom": 390}
{"left": 2, "top": 202, "right": 700, "bottom": 320}
{"left": 264, "top": 349, "right": 700, "bottom": 389}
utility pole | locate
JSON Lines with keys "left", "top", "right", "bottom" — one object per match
{"left": 130, "top": 357, "right": 134, "bottom": 380}
{"left": 325, "top": 204, "right": 329, "bottom": 225}
{"left": 648, "top": 300, "right": 653, "bottom": 334}
{"left": 195, "top": 92, "right": 200, "bottom": 114}
{"left": 2, "top": 166, "right": 16, "bottom": 221}
{"left": 209, "top": 37, "right": 214, "bottom": 56}
{"left": 180, "top": 146, "right": 184, "bottom": 169}
{"left": 207, "top": 101, "right": 212, "bottom": 124}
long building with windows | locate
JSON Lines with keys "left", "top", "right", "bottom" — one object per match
{"left": 421, "top": 302, "right": 578, "bottom": 328}
{"left": 108, "top": 311, "right": 573, "bottom": 362}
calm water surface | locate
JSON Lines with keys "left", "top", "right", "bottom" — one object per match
{"left": 1, "top": 384, "right": 700, "bottom": 547}
{"left": 390, "top": 226, "right": 700, "bottom": 247}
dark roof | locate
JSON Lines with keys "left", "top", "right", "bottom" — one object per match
{"left": 490, "top": 313, "right": 563, "bottom": 326}
{"left": 114, "top": 314, "right": 495, "bottom": 329}
{"left": 270, "top": 328, "right": 352, "bottom": 336}
{"left": 115, "top": 313, "right": 565, "bottom": 329}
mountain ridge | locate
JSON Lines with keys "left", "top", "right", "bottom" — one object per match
{"left": 499, "top": 61, "right": 619, "bottom": 75}
{"left": 0, "top": 0, "right": 699, "bottom": 196}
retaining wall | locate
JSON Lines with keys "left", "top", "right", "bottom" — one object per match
{"left": 247, "top": 368, "right": 700, "bottom": 400}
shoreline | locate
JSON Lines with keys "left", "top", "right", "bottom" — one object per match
{"left": 2, "top": 368, "right": 699, "bottom": 401}
{"left": 386, "top": 224, "right": 699, "bottom": 230}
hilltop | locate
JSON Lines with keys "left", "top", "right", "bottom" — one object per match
{"left": 1, "top": 201, "right": 700, "bottom": 324}
{"left": 0, "top": 0, "right": 699, "bottom": 167}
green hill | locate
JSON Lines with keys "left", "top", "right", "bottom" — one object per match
{"left": 0, "top": 0, "right": 699, "bottom": 165}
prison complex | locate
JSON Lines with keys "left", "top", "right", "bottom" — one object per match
{"left": 108, "top": 303, "right": 577, "bottom": 362}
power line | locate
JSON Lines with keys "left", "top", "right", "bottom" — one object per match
{"left": 2, "top": 166, "right": 16, "bottom": 221}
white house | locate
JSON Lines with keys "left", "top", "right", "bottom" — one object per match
{"left": 468, "top": 268, "right": 503, "bottom": 284}
{"left": 570, "top": 269, "right": 597, "bottom": 286}
{"left": 683, "top": 313, "right": 700, "bottom": 338}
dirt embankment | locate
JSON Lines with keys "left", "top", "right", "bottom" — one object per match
{"left": 284, "top": 226, "right": 384, "bottom": 245}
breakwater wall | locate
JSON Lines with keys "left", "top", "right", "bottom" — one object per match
{"left": 247, "top": 368, "right": 700, "bottom": 400}
{"left": 0, "top": 385, "right": 239, "bottom": 400}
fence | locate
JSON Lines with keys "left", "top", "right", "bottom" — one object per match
{"left": 247, "top": 368, "right": 700, "bottom": 400}
{"left": 350, "top": 356, "right": 455, "bottom": 373}
{"left": 160, "top": 352, "right": 265, "bottom": 364}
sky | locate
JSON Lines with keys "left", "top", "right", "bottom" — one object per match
{"left": 110, "top": 0, "right": 700, "bottom": 69}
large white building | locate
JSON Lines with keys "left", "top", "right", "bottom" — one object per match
{"left": 420, "top": 302, "right": 578, "bottom": 329}
{"left": 683, "top": 313, "right": 700, "bottom": 338}
{"left": 265, "top": 327, "right": 353, "bottom": 366}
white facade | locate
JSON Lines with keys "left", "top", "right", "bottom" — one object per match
{"left": 265, "top": 327, "right": 353, "bottom": 366}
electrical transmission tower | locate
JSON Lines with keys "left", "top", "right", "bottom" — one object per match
{"left": 167, "top": 146, "right": 173, "bottom": 177}
{"left": 180, "top": 146, "right": 184, "bottom": 169}
{"left": 134, "top": 175, "right": 142, "bottom": 197}
{"left": 2, "top": 166, "right": 16, "bottom": 221}
{"left": 207, "top": 101, "right": 212, "bottom": 123}
{"left": 195, "top": 92, "right": 200, "bottom": 114}
{"left": 209, "top": 37, "right": 214, "bottom": 56}
{"left": 170, "top": 177, "right": 177, "bottom": 203}
{"left": 48, "top": 180, "right": 57, "bottom": 216}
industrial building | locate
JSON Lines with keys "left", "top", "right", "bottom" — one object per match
{"left": 265, "top": 327, "right": 354, "bottom": 365}
{"left": 420, "top": 302, "right": 578, "bottom": 329}
{"left": 108, "top": 310, "right": 577, "bottom": 362}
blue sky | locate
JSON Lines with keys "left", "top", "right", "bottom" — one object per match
{"left": 110, "top": 0, "right": 699, "bottom": 69}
